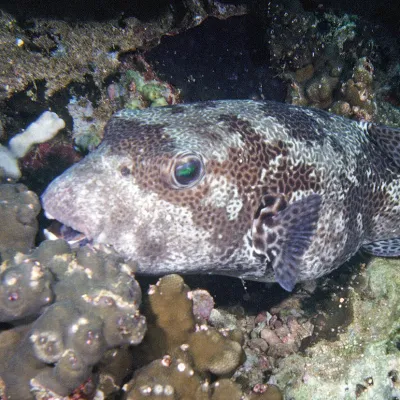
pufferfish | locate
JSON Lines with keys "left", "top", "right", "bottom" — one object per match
{"left": 41, "top": 100, "right": 400, "bottom": 291}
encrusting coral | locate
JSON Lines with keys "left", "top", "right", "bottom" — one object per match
{"left": 134, "top": 274, "right": 244, "bottom": 370}
{"left": 0, "top": 240, "right": 284, "bottom": 400}
{"left": 123, "top": 274, "right": 283, "bottom": 399}
{"left": 265, "top": 1, "right": 400, "bottom": 124}
{"left": 0, "top": 183, "right": 41, "bottom": 255}
{"left": 0, "top": 240, "right": 146, "bottom": 399}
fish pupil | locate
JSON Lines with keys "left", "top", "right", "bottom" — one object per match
{"left": 174, "top": 159, "right": 202, "bottom": 186}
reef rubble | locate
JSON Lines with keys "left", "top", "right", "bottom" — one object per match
{"left": 272, "top": 257, "right": 400, "bottom": 400}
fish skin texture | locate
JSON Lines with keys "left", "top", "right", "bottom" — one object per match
{"left": 41, "top": 100, "right": 400, "bottom": 290}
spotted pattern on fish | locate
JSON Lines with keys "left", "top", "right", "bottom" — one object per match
{"left": 42, "top": 100, "right": 400, "bottom": 291}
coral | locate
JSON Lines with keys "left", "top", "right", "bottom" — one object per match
{"left": 20, "top": 140, "right": 81, "bottom": 176}
{"left": 265, "top": 3, "right": 342, "bottom": 110}
{"left": 187, "top": 328, "right": 243, "bottom": 376}
{"left": 0, "top": 247, "right": 287, "bottom": 399}
{"left": 125, "top": 357, "right": 251, "bottom": 400}
{"left": 209, "top": 308, "right": 240, "bottom": 331}
{"left": 336, "top": 57, "right": 376, "bottom": 120}
{"left": 258, "top": 313, "right": 314, "bottom": 358}
{"left": 139, "top": 274, "right": 196, "bottom": 361}
{"left": 67, "top": 97, "right": 106, "bottom": 152}
{"left": 136, "top": 274, "right": 244, "bottom": 370}
{"left": 373, "top": 65, "right": 400, "bottom": 128}
{"left": 0, "top": 257, "right": 53, "bottom": 321}
{"left": 121, "top": 67, "right": 176, "bottom": 109}
{"left": 210, "top": 379, "right": 243, "bottom": 400}
{"left": 107, "top": 54, "right": 181, "bottom": 112}
{"left": 266, "top": 2, "right": 399, "bottom": 123}
{"left": 0, "top": 145, "right": 20, "bottom": 179}
{"left": 305, "top": 75, "right": 339, "bottom": 108}
{"left": 123, "top": 274, "right": 282, "bottom": 399}
{"left": 96, "top": 346, "right": 135, "bottom": 397}
{"left": 375, "top": 95, "right": 400, "bottom": 128}
{"left": 124, "top": 355, "right": 283, "bottom": 400}
{"left": 0, "top": 183, "right": 41, "bottom": 254}
{"left": 123, "top": 356, "right": 207, "bottom": 400}
{"left": 0, "top": 111, "right": 65, "bottom": 179}
{"left": 329, "top": 100, "right": 352, "bottom": 118}
{"left": 294, "top": 64, "right": 315, "bottom": 83}
{"left": 11, "top": 137, "right": 81, "bottom": 195}
{"left": 271, "top": 257, "right": 400, "bottom": 399}
{"left": 0, "top": 240, "right": 146, "bottom": 399}
{"left": 8, "top": 111, "right": 65, "bottom": 159}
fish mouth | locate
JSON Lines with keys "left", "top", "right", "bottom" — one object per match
{"left": 43, "top": 219, "right": 90, "bottom": 248}
{"left": 41, "top": 171, "right": 100, "bottom": 248}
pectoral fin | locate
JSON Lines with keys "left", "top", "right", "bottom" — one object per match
{"left": 252, "top": 193, "right": 321, "bottom": 291}
{"left": 362, "top": 238, "right": 400, "bottom": 257}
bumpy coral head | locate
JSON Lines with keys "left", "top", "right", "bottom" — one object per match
{"left": 42, "top": 102, "right": 264, "bottom": 276}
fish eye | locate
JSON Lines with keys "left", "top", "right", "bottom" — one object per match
{"left": 172, "top": 154, "right": 204, "bottom": 188}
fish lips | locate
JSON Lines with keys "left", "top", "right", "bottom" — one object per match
{"left": 41, "top": 166, "right": 100, "bottom": 244}
{"left": 41, "top": 185, "right": 91, "bottom": 247}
